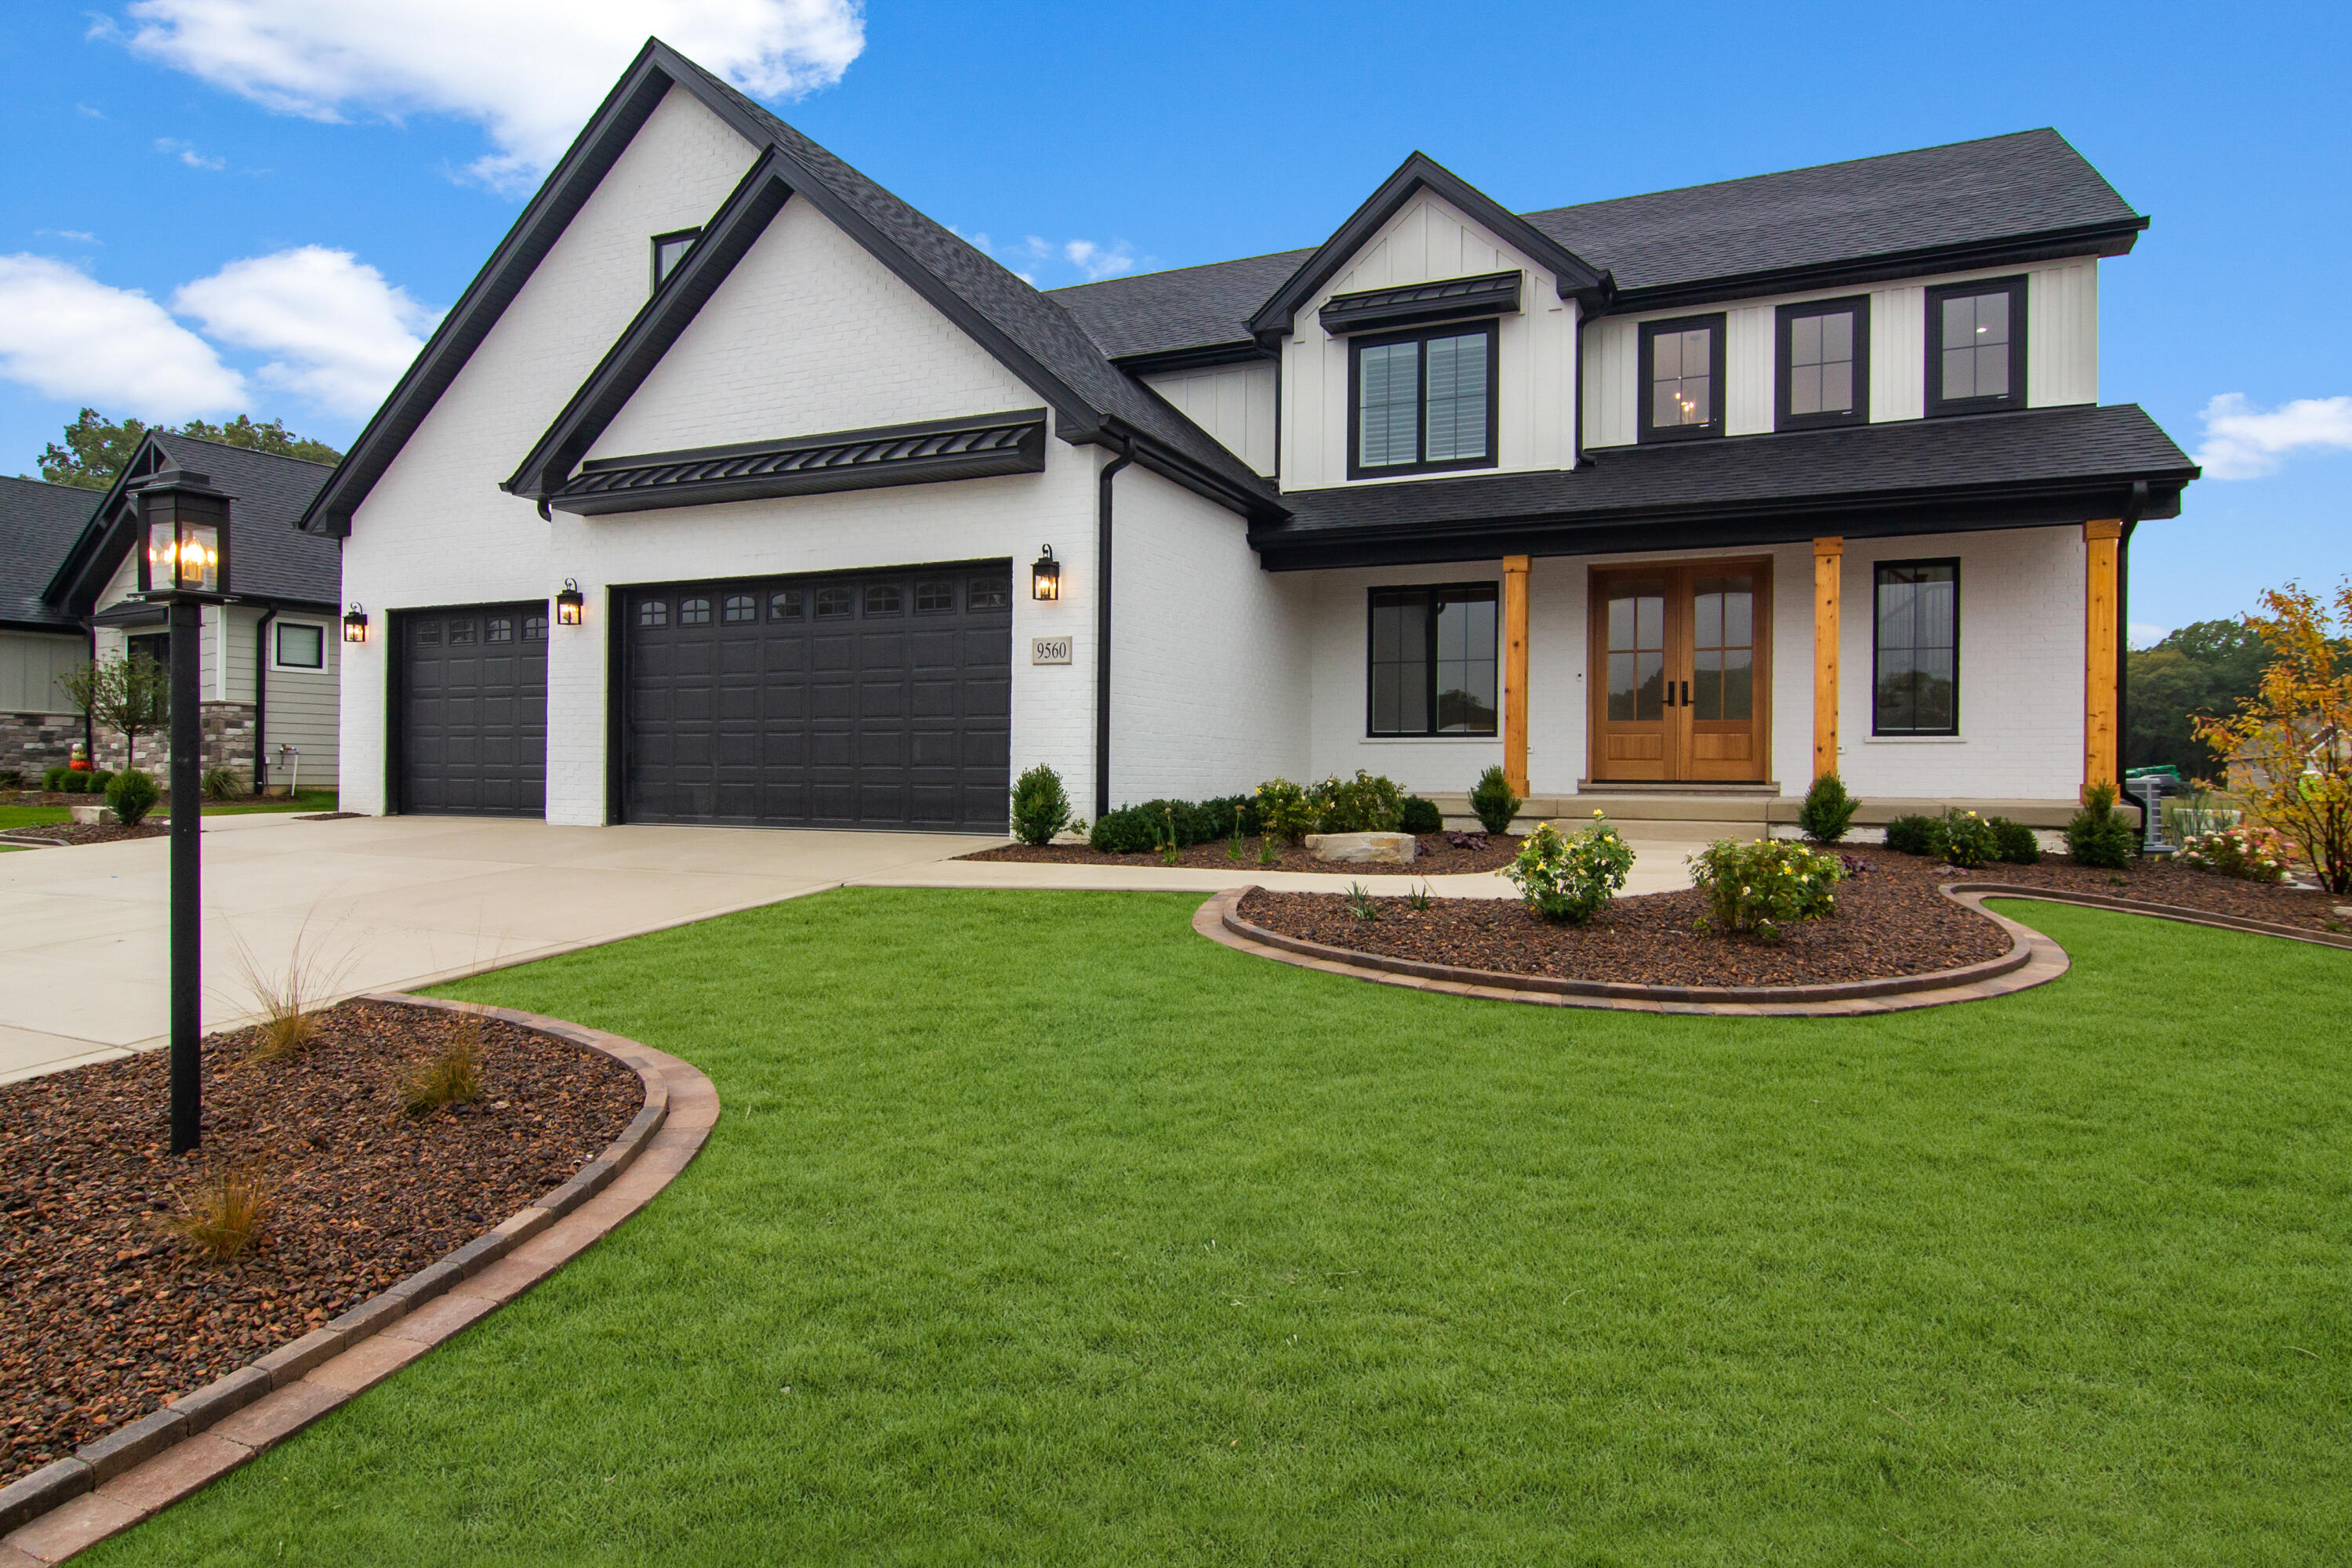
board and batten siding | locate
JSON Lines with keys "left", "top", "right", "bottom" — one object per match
{"left": 1139, "top": 362, "right": 1277, "bottom": 477}
{"left": 1581, "top": 257, "right": 2100, "bottom": 447}
{"left": 0, "top": 630, "right": 86, "bottom": 713}
{"left": 1279, "top": 191, "right": 1579, "bottom": 491}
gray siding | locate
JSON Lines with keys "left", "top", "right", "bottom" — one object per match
{"left": 0, "top": 630, "right": 87, "bottom": 713}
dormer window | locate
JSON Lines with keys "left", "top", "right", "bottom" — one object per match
{"left": 1347, "top": 321, "right": 1497, "bottom": 479}
{"left": 1926, "top": 276, "right": 2027, "bottom": 416}
{"left": 1776, "top": 296, "right": 1870, "bottom": 430}
{"left": 1638, "top": 314, "right": 1725, "bottom": 442}
{"left": 651, "top": 228, "right": 701, "bottom": 290}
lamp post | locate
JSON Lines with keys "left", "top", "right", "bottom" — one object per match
{"left": 132, "top": 467, "right": 233, "bottom": 1156}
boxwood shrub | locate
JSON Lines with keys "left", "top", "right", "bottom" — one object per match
{"left": 1399, "top": 795, "right": 1443, "bottom": 834}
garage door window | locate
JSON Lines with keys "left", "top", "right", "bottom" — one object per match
{"left": 771, "top": 590, "right": 802, "bottom": 619}
{"left": 969, "top": 577, "right": 1009, "bottom": 610}
{"left": 815, "top": 586, "right": 852, "bottom": 618}
{"left": 680, "top": 597, "right": 711, "bottom": 625}
{"left": 487, "top": 616, "right": 514, "bottom": 644}
{"left": 723, "top": 593, "right": 755, "bottom": 623}
{"left": 449, "top": 619, "right": 475, "bottom": 644}
{"left": 916, "top": 581, "right": 954, "bottom": 613}
{"left": 638, "top": 600, "right": 667, "bottom": 627}
{"left": 524, "top": 615, "right": 547, "bottom": 641}
{"left": 866, "top": 584, "right": 902, "bottom": 615}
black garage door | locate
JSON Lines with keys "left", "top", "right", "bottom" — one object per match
{"left": 623, "top": 562, "right": 1011, "bottom": 831}
{"left": 394, "top": 604, "right": 549, "bottom": 817}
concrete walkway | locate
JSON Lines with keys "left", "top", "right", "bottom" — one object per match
{"left": 0, "top": 814, "right": 1705, "bottom": 1083}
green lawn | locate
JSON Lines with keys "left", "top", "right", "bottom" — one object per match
{"left": 86, "top": 893, "right": 2349, "bottom": 1566}
{"left": 195, "top": 788, "right": 338, "bottom": 815}
{"left": 0, "top": 804, "right": 70, "bottom": 829}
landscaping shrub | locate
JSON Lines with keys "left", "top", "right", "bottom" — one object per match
{"left": 1991, "top": 818, "right": 2042, "bottom": 865}
{"left": 1010, "top": 764, "right": 1072, "bottom": 846}
{"left": 1254, "top": 778, "right": 1319, "bottom": 844}
{"left": 106, "top": 768, "right": 159, "bottom": 827}
{"left": 1797, "top": 772, "right": 1859, "bottom": 843}
{"left": 1503, "top": 814, "right": 1634, "bottom": 924}
{"left": 0, "top": 768, "right": 19, "bottom": 790}
{"left": 1937, "top": 809, "right": 2002, "bottom": 870}
{"left": 400, "top": 1018, "right": 485, "bottom": 1116}
{"left": 1192, "top": 795, "right": 1258, "bottom": 840}
{"left": 2176, "top": 823, "right": 2293, "bottom": 883}
{"left": 42, "top": 766, "right": 69, "bottom": 792}
{"left": 1399, "top": 795, "right": 1443, "bottom": 834}
{"left": 1314, "top": 770, "right": 1403, "bottom": 834}
{"left": 1688, "top": 837, "right": 1844, "bottom": 942}
{"left": 87, "top": 768, "right": 113, "bottom": 795}
{"left": 201, "top": 766, "right": 241, "bottom": 801}
{"left": 162, "top": 1165, "right": 270, "bottom": 1261}
{"left": 1468, "top": 765, "right": 1521, "bottom": 835}
{"left": 59, "top": 770, "right": 90, "bottom": 794}
{"left": 2065, "top": 782, "right": 2140, "bottom": 869}
{"left": 1882, "top": 814, "right": 1945, "bottom": 858}
{"left": 1089, "top": 806, "right": 1159, "bottom": 855}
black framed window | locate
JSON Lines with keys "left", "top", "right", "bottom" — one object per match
{"left": 1638, "top": 314, "right": 1726, "bottom": 441}
{"left": 1874, "top": 561, "right": 1959, "bottom": 735}
{"left": 1776, "top": 296, "right": 1870, "bottom": 430}
{"left": 915, "top": 580, "right": 954, "bottom": 613}
{"left": 523, "top": 615, "right": 548, "bottom": 641}
{"left": 637, "top": 599, "right": 668, "bottom": 628}
{"left": 722, "top": 593, "right": 756, "bottom": 623}
{"left": 1367, "top": 583, "right": 1499, "bottom": 735}
{"left": 651, "top": 228, "right": 700, "bottom": 291}
{"left": 678, "top": 597, "right": 712, "bottom": 626}
{"left": 1925, "top": 276, "right": 2027, "bottom": 416}
{"left": 274, "top": 622, "right": 325, "bottom": 670}
{"left": 1347, "top": 321, "right": 1498, "bottom": 478}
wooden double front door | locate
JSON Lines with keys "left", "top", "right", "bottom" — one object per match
{"left": 1588, "top": 559, "right": 1773, "bottom": 783}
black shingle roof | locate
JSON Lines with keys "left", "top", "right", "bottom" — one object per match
{"left": 1053, "top": 129, "right": 2140, "bottom": 361}
{"left": 0, "top": 476, "right": 99, "bottom": 630}
{"left": 1255, "top": 404, "right": 2196, "bottom": 568}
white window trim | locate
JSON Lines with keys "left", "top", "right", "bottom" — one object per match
{"left": 270, "top": 619, "right": 331, "bottom": 673}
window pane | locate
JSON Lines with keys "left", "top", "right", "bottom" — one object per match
{"left": 1721, "top": 649, "right": 1753, "bottom": 721}
{"left": 865, "top": 583, "right": 902, "bottom": 615}
{"left": 1820, "top": 361, "right": 1853, "bottom": 412}
{"left": 1425, "top": 332, "right": 1488, "bottom": 462}
{"left": 1367, "top": 589, "right": 1429, "bottom": 734}
{"left": 968, "top": 578, "right": 1011, "bottom": 611}
{"left": 815, "top": 586, "right": 852, "bottom": 618}
{"left": 637, "top": 600, "right": 668, "bottom": 627}
{"left": 1791, "top": 314, "right": 1820, "bottom": 366}
{"left": 770, "top": 590, "right": 803, "bottom": 619}
{"left": 1875, "top": 563, "right": 1958, "bottom": 732}
{"left": 1791, "top": 364, "right": 1823, "bottom": 416}
{"left": 275, "top": 623, "right": 324, "bottom": 668}
{"left": 722, "top": 594, "right": 756, "bottom": 623}
{"left": 523, "top": 615, "right": 547, "bottom": 642}
{"left": 1941, "top": 293, "right": 2009, "bottom": 402}
{"left": 1358, "top": 341, "right": 1420, "bottom": 467}
{"left": 486, "top": 617, "right": 513, "bottom": 644}
{"left": 448, "top": 619, "right": 475, "bottom": 645}
{"left": 1651, "top": 325, "right": 1713, "bottom": 428}
{"left": 678, "top": 597, "right": 711, "bottom": 626}
{"left": 1606, "top": 580, "right": 1666, "bottom": 722}
{"left": 1434, "top": 590, "right": 1497, "bottom": 734}
{"left": 1693, "top": 648, "right": 1724, "bottom": 720}
{"left": 916, "top": 581, "right": 954, "bottom": 612}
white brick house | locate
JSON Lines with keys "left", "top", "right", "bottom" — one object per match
{"left": 306, "top": 39, "right": 2196, "bottom": 833}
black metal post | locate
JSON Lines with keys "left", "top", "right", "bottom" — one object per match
{"left": 168, "top": 596, "right": 202, "bottom": 1155}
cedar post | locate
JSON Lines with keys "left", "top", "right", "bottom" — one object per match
{"left": 1812, "top": 537, "right": 1843, "bottom": 781}
{"left": 2083, "top": 519, "right": 2122, "bottom": 797}
{"left": 1503, "top": 554, "right": 1530, "bottom": 797}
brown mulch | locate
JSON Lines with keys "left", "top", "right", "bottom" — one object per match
{"left": 964, "top": 832, "right": 1525, "bottom": 875}
{"left": 0, "top": 822, "right": 167, "bottom": 848}
{"left": 0, "top": 1000, "right": 642, "bottom": 1488}
{"left": 1947, "top": 853, "right": 2350, "bottom": 934}
{"left": 1238, "top": 844, "right": 2013, "bottom": 988}
{"left": 295, "top": 811, "right": 363, "bottom": 821}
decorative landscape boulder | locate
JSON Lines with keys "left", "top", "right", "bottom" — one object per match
{"left": 1303, "top": 832, "right": 1416, "bottom": 864}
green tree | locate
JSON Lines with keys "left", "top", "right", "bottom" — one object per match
{"left": 34, "top": 408, "right": 343, "bottom": 489}
{"left": 2125, "top": 619, "right": 2271, "bottom": 777}
{"left": 60, "top": 652, "right": 170, "bottom": 771}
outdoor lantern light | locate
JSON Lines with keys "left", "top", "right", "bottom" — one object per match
{"left": 1031, "top": 545, "right": 1060, "bottom": 602}
{"left": 132, "top": 468, "right": 231, "bottom": 597}
{"left": 556, "top": 579, "right": 586, "bottom": 626}
{"left": 342, "top": 604, "right": 368, "bottom": 644}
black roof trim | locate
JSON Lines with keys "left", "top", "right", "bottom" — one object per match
{"left": 1248, "top": 153, "right": 1610, "bottom": 347}
{"left": 1111, "top": 340, "right": 1272, "bottom": 376}
{"left": 1595, "top": 217, "right": 2147, "bottom": 317}
{"left": 1318, "top": 270, "right": 1523, "bottom": 337}
{"left": 91, "top": 601, "right": 169, "bottom": 629}
{"left": 547, "top": 410, "right": 1047, "bottom": 515}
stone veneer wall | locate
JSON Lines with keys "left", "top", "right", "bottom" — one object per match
{"left": 95, "top": 702, "right": 256, "bottom": 781}
{"left": 3, "top": 713, "right": 84, "bottom": 776}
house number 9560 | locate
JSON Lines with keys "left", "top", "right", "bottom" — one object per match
{"left": 1031, "top": 637, "right": 1073, "bottom": 665}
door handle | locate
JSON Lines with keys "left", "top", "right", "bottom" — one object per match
{"left": 1682, "top": 680, "right": 1692, "bottom": 707}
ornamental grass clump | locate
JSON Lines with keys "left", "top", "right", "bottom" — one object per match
{"left": 161, "top": 1165, "right": 269, "bottom": 1261}
{"left": 1503, "top": 814, "right": 1635, "bottom": 924}
{"left": 1010, "top": 764, "right": 1073, "bottom": 846}
{"left": 2177, "top": 823, "right": 2294, "bottom": 883}
{"left": 1689, "top": 838, "right": 1845, "bottom": 942}
{"left": 400, "top": 1016, "right": 486, "bottom": 1117}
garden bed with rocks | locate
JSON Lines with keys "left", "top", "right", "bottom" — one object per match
{"left": 1943, "top": 853, "right": 2349, "bottom": 934}
{"left": 964, "top": 832, "right": 1525, "bottom": 876}
{"left": 0, "top": 821, "right": 168, "bottom": 848}
{"left": 0, "top": 1000, "right": 642, "bottom": 1489}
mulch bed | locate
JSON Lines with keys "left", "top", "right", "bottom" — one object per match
{"left": 964, "top": 831, "right": 1524, "bottom": 875}
{"left": 0, "top": 822, "right": 167, "bottom": 848}
{"left": 1949, "top": 853, "right": 2350, "bottom": 934}
{"left": 0, "top": 1000, "right": 642, "bottom": 1489}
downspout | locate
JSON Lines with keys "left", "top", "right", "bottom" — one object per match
{"left": 253, "top": 606, "right": 278, "bottom": 792}
{"left": 1094, "top": 436, "right": 1134, "bottom": 822}
{"left": 83, "top": 622, "right": 97, "bottom": 762}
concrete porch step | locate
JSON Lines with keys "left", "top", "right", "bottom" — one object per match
{"left": 1425, "top": 792, "right": 2118, "bottom": 834}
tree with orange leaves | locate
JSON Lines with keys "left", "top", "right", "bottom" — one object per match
{"left": 2192, "top": 580, "right": 2352, "bottom": 895}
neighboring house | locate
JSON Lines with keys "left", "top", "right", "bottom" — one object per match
{"left": 308, "top": 39, "right": 2195, "bottom": 832}
{"left": 43, "top": 432, "right": 343, "bottom": 790}
{"left": 0, "top": 475, "right": 100, "bottom": 775}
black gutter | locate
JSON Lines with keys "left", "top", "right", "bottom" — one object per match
{"left": 1094, "top": 439, "right": 1134, "bottom": 822}
{"left": 253, "top": 607, "right": 277, "bottom": 791}
{"left": 1109, "top": 341, "right": 1271, "bottom": 376}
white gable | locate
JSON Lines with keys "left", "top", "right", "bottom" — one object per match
{"left": 587, "top": 198, "right": 1042, "bottom": 459}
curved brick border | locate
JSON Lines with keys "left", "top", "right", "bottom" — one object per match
{"left": 0, "top": 996, "right": 717, "bottom": 1566}
{"left": 1195, "top": 886, "right": 2070, "bottom": 1016}
{"left": 1947, "top": 882, "right": 2352, "bottom": 951}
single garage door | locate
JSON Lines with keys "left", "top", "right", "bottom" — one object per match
{"left": 394, "top": 603, "right": 550, "bottom": 817}
{"left": 623, "top": 562, "right": 1011, "bottom": 831}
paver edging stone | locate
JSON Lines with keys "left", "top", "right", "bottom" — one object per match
{"left": 1947, "top": 881, "right": 2352, "bottom": 950}
{"left": 0, "top": 996, "right": 716, "bottom": 1564}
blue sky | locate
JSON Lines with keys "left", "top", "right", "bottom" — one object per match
{"left": 2, "top": 0, "right": 2345, "bottom": 641}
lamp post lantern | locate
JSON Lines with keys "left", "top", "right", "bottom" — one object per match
{"left": 132, "top": 467, "right": 234, "bottom": 1156}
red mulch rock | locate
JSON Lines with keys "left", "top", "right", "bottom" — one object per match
{"left": 1954, "top": 853, "right": 2349, "bottom": 933}
{"left": 0, "top": 822, "right": 167, "bottom": 848}
{"left": 0, "top": 1000, "right": 641, "bottom": 1487}
{"left": 964, "top": 832, "right": 1523, "bottom": 875}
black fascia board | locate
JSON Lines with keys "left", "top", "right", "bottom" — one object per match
{"left": 546, "top": 411, "right": 1048, "bottom": 515}
{"left": 1590, "top": 217, "right": 2148, "bottom": 318}
{"left": 1247, "top": 152, "right": 1610, "bottom": 347}
{"left": 1318, "top": 270, "right": 1523, "bottom": 337}
{"left": 0, "top": 616, "right": 82, "bottom": 635}
{"left": 299, "top": 43, "right": 679, "bottom": 536}
{"left": 505, "top": 151, "right": 791, "bottom": 502}
{"left": 1092, "top": 413, "right": 1287, "bottom": 524}
{"left": 1109, "top": 340, "right": 1273, "bottom": 376}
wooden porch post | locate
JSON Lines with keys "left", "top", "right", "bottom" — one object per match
{"left": 2083, "top": 518, "right": 2122, "bottom": 797}
{"left": 1812, "top": 537, "right": 1843, "bottom": 781}
{"left": 1503, "top": 554, "right": 1530, "bottom": 796}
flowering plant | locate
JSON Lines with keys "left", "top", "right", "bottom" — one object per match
{"left": 1688, "top": 838, "right": 1845, "bottom": 942}
{"left": 1503, "top": 812, "right": 1635, "bottom": 924}
{"left": 1253, "top": 778, "right": 1320, "bottom": 844}
{"left": 2176, "top": 823, "right": 2295, "bottom": 884}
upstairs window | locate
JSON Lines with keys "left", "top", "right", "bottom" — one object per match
{"left": 651, "top": 228, "right": 701, "bottom": 290}
{"left": 1638, "top": 314, "right": 1725, "bottom": 441}
{"left": 1926, "top": 277, "right": 2027, "bottom": 416}
{"left": 1348, "top": 321, "right": 1497, "bottom": 478}
{"left": 1367, "top": 583, "right": 1499, "bottom": 736}
{"left": 1874, "top": 561, "right": 1959, "bottom": 735}
{"left": 1776, "top": 296, "right": 1870, "bottom": 430}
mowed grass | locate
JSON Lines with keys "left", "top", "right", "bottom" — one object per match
{"left": 87, "top": 891, "right": 2350, "bottom": 1566}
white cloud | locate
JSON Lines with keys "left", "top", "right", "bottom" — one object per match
{"left": 2194, "top": 392, "right": 2352, "bottom": 479}
{"left": 38, "top": 230, "right": 101, "bottom": 244}
{"left": 2129, "top": 622, "right": 2169, "bottom": 650}
{"left": 1062, "top": 239, "right": 1134, "bottom": 281}
{"left": 0, "top": 255, "right": 243, "bottom": 419}
{"left": 155, "top": 137, "right": 226, "bottom": 170}
{"left": 76, "top": 103, "right": 106, "bottom": 118}
{"left": 114, "top": 0, "right": 867, "bottom": 192}
{"left": 172, "top": 246, "right": 437, "bottom": 417}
